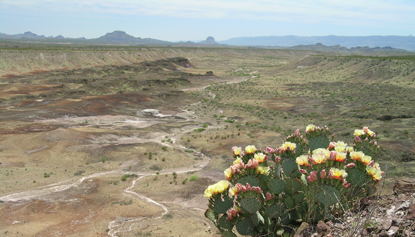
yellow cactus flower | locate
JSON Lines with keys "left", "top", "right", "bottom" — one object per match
{"left": 350, "top": 151, "right": 365, "bottom": 161}
{"left": 346, "top": 146, "right": 354, "bottom": 153}
{"left": 354, "top": 129, "right": 365, "bottom": 136}
{"left": 257, "top": 166, "right": 270, "bottom": 175}
{"left": 229, "top": 186, "right": 238, "bottom": 196}
{"left": 311, "top": 148, "right": 330, "bottom": 164}
{"left": 281, "top": 142, "right": 296, "bottom": 151}
{"left": 232, "top": 146, "right": 242, "bottom": 156}
{"left": 245, "top": 145, "right": 256, "bottom": 154}
{"left": 306, "top": 124, "right": 316, "bottom": 132}
{"left": 330, "top": 168, "right": 348, "bottom": 180}
{"left": 296, "top": 155, "right": 309, "bottom": 166}
{"left": 224, "top": 168, "right": 232, "bottom": 180}
{"left": 233, "top": 157, "right": 242, "bottom": 165}
{"left": 254, "top": 153, "right": 267, "bottom": 162}
{"left": 366, "top": 166, "right": 382, "bottom": 181}
{"left": 360, "top": 155, "right": 372, "bottom": 165}
{"left": 335, "top": 152, "right": 347, "bottom": 163}
{"left": 204, "top": 180, "right": 230, "bottom": 198}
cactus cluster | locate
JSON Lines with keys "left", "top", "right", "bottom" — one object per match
{"left": 204, "top": 125, "right": 384, "bottom": 236}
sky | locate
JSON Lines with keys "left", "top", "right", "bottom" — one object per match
{"left": 1, "top": 0, "right": 415, "bottom": 42}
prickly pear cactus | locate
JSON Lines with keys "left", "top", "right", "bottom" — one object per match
{"left": 204, "top": 125, "right": 384, "bottom": 236}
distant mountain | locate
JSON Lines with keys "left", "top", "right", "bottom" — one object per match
{"left": 219, "top": 35, "right": 415, "bottom": 51}
{"left": 285, "top": 43, "right": 406, "bottom": 52}
{"left": 199, "top": 36, "right": 218, "bottom": 45}
{"left": 93, "top": 30, "right": 169, "bottom": 44}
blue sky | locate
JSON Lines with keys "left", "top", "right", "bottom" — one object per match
{"left": 1, "top": 0, "right": 415, "bottom": 41}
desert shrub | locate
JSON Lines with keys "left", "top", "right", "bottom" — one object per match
{"left": 204, "top": 125, "right": 383, "bottom": 236}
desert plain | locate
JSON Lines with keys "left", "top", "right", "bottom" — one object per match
{"left": 0, "top": 44, "right": 414, "bottom": 236}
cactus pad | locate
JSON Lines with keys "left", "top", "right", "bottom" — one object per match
{"left": 282, "top": 158, "right": 298, "bottom": 176}
{"left": 293, "top": 192, "right": 305, "bottom": 204}
{"left": 219, "top": 215, "right": 234, "bottom": 231}
{"left": 364, "top": 184, "right": 377, "bottom": 196}
{"left": 267, "top": 178, "right": 286, "bottom": 195}
{"left": 240, "top": 197, "right": 262, "bottom": 214}
{"left": 205, "top": 208, "right": 217, "bottom": 222}
{"left": 346, "top": 168, "right": 367, "bottom": 187}
{"left": 236, "top": 217, "right": 255, "bottom": 235}
{"left": 360, "top": 146, "right": 375, "bottom": 158}
{"left": 315, "top": 185, "right": 341, "bottom": 207}
{"left": 291, "top": 178, "right": 304, "bottom": 192}
{"left": 295, "top": 144, "right": 303, "bottom": 156}
{"left": 264, "top": 203, "right": 284, "bottom": 218}
{"left": 214, "top": 196, "right": 234, "bottom": 214}
{"left": 284, "top": 196, "right": 295, "bottom": 209}
{"left": 281, "top": 211, "right": 292, "bottom": 225}
{"left": 221, "top": 231, "right": 237, "bottom": 237}
{"left": 309, "top": 135, "right": 329, "bottom": 151}
{"left": 236, "top": 175, "right": 260, "bottom": 187}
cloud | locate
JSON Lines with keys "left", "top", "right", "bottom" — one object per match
{"left": 2, "top": 0, "right": 415, "bottom": 25}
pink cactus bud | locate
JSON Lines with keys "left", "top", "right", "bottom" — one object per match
{"left": 246, "top": 183, "right": 251, "bottom": 191}
{"left": 347, "top": 163, "right": 355, "bottom": 168}
{"left": 346, "top": 183, "right": 351, "bottom": 188}
{"left": 231, "top": 208, "right": 237, "bottom": 217}
{"left": 342, "top": 180, "right": 349, "bottom": 188}
{"left": 328, "top": 170, "right": 335, "bottom": 179}
{"left": 255, "top": 187, "right": 262, "bottom": 194}
{"left": 295, "top": 129, "right": 300, "bottom": 136}
{"left": 275, "top": 156, "right": 281, "bottom": 163}
{"left": 365, "top": 137, "right": 369, "bottom": 142}
{"left": 377, "top": 145, "right": 380, "bottom": 149}
{"left": 355, "top": 136, "right": 362, "bottom": 142}
{"left": 307, "top": 176, "right": 312, "bottom": 183}
{"left": 374, "top": 141, "right": 378, "bottom": 146}
{"left": 252, "top": 159, "right": 259, "bottom": 169}
{"left": 300, "top": 169, "right": 308, "bottom": 175}
{"left": 309, "top": 157, "right": 315, "bottom": 165}
{"left": 363, "top": 127, "right": 368, "bottom": 133}
{"left": 266, "top": 192, "right": 272, "bottom": 201}
{"left": 371, "top": 133, "right": 376, "bottom": 138}
{"left": 309, "top": 171, "right": 318, "bottom": 182}
{"left": 368, "top": 160, "right": 374, "bottom": 167}
{"left": 320, "top": 169, "right": 327, "bottom": 179}
{"left": 329, "top": 151, "right": 336, "bottom": 161}
{"left": 328, "top": 142, "right": 336, "bottom": 150}
{"left": 266, "top": 147, "right": 275, "bottom": 154}
{"left": 231, "top": 166, "right": 237, "bottom": 174}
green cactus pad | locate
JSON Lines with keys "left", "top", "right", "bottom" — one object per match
{"left": 316, "top": 185, "right": 341, "bottom": 207}
{"left": 213, "top": 196, "right": 234, "bottom": 214}
{"left": 291, "top": 178, "right": 304, "bottom": 192}
{"left": 267, "top": 178, "right": 286, "bottom": 195}
{"left": 285, "top": 178, "right": 294, "bottom": 196}
{"left": 295, "top": 144, "right": 303, "bottom": 156}
{"left": 219, "top": 215, "right": 234, "bottom": 231}
{"left": 364, "top": 184, "right": 377, "bottom": 196}
{"left": 360, "top": 146, "right": 375, "bottom": 158}
{"left": 309, "top": 135, "right": 329, "bottom": 151}
{"left": 346, "top": 168, "right": 367, "bottom": 187}
{"left": 221, "top": 231, "right": 237, "bottom": 237}
{"left": 284, "top": 196, "right": 295, "bottom": 209}
{"left": 236, "top": 175, "right": 260, "bottom": 187}
{"left": 236, "top": 217, "right": 255, "bottom": 235}
{"left": 204, "top": 208, "right": 217, "bottom": 222}
{"left": 282, "top": 158, "right": 298, "bottom": 176}
{"left": 240, "top": 197, "right": 262, "bottom": 214}
{"left": 274, "top": 164, "right": 281, "bottom": 177}
{"left": 281, "top": 211, "right": 292, "bottom": 225}
{"left": 293, "top": 192, "right": 305, "bottom": 204}
{"left": 264, "top": 203, "right": 284, "bottom": 218}
{"left": 290, "top": 209, "right": 302, "bottom": 222}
